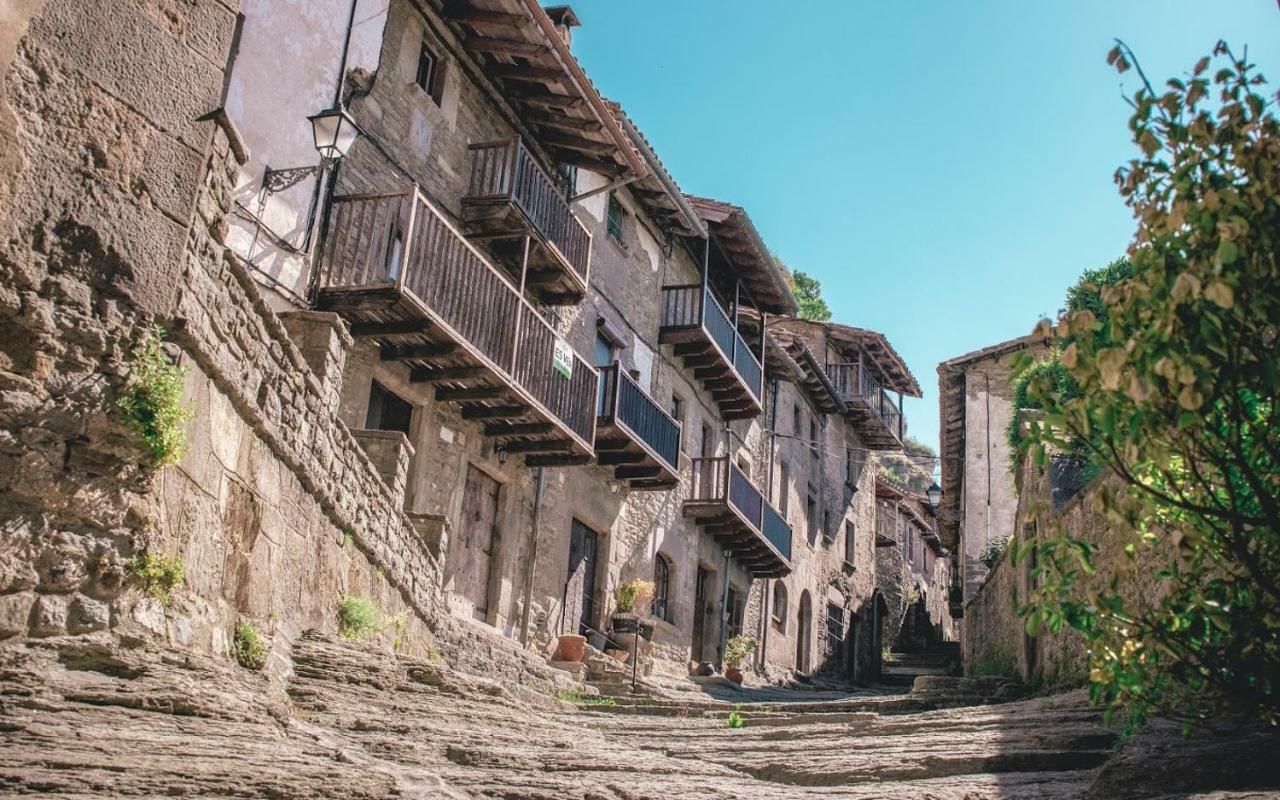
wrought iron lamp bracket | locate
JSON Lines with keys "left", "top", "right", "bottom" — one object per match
{"left": 262, "top": 163, "right": 324, "bottom": 195}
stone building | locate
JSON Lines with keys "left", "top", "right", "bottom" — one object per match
{"left": 873, "top": 483, "right": 954, "bottom": 656}
{"left": 0, "top": 0, "right": 924, "bottom": 688}
{"left": 936, "top": 333, "right": 1051, "bottom": 606}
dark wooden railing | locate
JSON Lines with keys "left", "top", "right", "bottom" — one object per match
{"left": 659, "top": 284, "right": 763, "bottom": 401}
{"left": 466, "top": 137, "right": 592, "bottom": 285}
{"left": 598, "top": 364, "right": 681, "bottom": 474}
{"left": 828, "top": 362, "right": 904, "bottom": 441}
{"left": 317, "top": 190, "right": 597, "bottom": 447}
{"left": 687, "top": 456, "right": 791, "bottom": 560}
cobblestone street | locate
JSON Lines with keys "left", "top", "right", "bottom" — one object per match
{"left": 2, "top": 633, "right": 1274, "bottom": 799}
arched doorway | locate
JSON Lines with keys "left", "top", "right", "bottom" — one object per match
{"left": 870, "top": 590, "right": 888, "bottom": 680}
{"left": 796, "top": 590, "right": 813, "bottom": 674}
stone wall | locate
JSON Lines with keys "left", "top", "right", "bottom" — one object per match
{"left": 0, "top": 0, "right": 569, "bottom": 692}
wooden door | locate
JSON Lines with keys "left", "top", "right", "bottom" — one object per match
{"left": 451, "top": 465, "right": 500, "bottom": 621}
{"left": 691, "top": 566, "right": 710, "bottom": 662}
{"left": 565, "top": 520, "right": 599, "bottom": 635}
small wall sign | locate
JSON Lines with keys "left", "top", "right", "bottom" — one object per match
{"left": 553, "top": 338, "right": 573, "bottom": 380}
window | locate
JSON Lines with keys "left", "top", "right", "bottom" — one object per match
{"left": 806, "top": 490, "right": 818, "bottom": 544}
{"left": 846, "top": 449, "right": 864, "bottom": 489}
{"left": 415, "top": 40, "right": 445, "bottom": 105}
{"left": 771, "top": 581, "right": 788, "bottom": 630}
{"left": 365, "top": 381, "right": 412, "bottom": 435}
{"left": 778, "top": 462, "right": 790, "bottom": 515}
{"left": 791, "top": 403, "right": 801, "bottom": 437}
{"left": 844, "top": 520, "right": 856, "bottom": 566}
{"left": 826, "top": 601, "right": 846, "bottom": 649}
{"left": 669, "top": 393, "right": 684, "bottom": 422}
{"left": 823, "top": 510, "right": 833, "bottom": 544}
{"left": 809, "top": 417, "right": 819, "bottom": 465}
{"left": 652, "top": 554, "right": 672, "bottom": 623}
{"left": 606, "top": 194, "right": 626, "bottom": 244}
{"left": 699, "top": 422, "right": 714, "bottom": 458}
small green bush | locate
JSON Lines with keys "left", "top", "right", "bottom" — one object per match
{"left": 725, "top": 709, "right": 745, "bottom": 729}
{"left": 338, "top": 596, "right": 379, "bottom": 639}
{"left": 723, "top": 635, "right": 757, "bottom": 669}
{"left": 233, "top": 620, "right": 268, "bottom": 670}
{"left": 117, "top": 328, "right": 192, "bottom": 467}
{"left": 127, "top": 551, "right": 184, "bottom": 605}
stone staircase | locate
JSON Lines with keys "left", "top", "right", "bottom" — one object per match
{"left": 881, "top": 641, "right": 962, "bottom": 686}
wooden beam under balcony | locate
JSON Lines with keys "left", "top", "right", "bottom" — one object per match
{"left": 382, "top": 343, "right": 458, "bottom": 361}
{"left": 502, "top": 84, "right": 584, "bottom": 109}
{"left": 436, "top": 386, "right": 507, "bottom": 402}
{"left": 349, "top": 319, "right": 432, "bottom": 338}
{"left": 487, "top": 64, "right": 567, "bottom": 83}
{"left": 441, "top": 2, "right": 526, "bottom": 26}
{"left": 597, "top": 450, "right": 646, "bottom": 466}
{"left": 525, "top": 453, "right": 593, "bottom": 467}
{"left": 461, "top": 404, "right": 530, "bottom": 420}
{"left": 536, "top": 130, "right": 615, "bottom": 155}
{"left": 484, "top": 421, "right": 555, "bottom": 438}
{"left": 410, "top": 366, "right": 486, "bottom": 383}
{"left": 524, "top": 110, "right": 604, "bottom": 134}
{"left": 502, "top": 438, "right": 573, "bottom": 454}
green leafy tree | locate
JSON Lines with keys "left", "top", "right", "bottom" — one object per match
{"left": 1016, "top": 42, "right": 1280, "bottom": 732}
{"left": 791, "top": 271, "right": 832, "bottom": 322}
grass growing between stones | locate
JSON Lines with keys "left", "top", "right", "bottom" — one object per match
{"left": 233, "top": 621, "right": 268, "bottom": 670}
{"left": 553, "top": 689, "right": 617, "bottom": 707}
{"left": 117, "top": 328, "right": 192, "bottom": 467}
{"left": 338, "top": 596, "right": 380, "bottom": 639}
{"left": 126, "top": 551, "right": 184, "bottom": 605}
{"left": 725, "top": 709, "right": 745, "bottom": 729}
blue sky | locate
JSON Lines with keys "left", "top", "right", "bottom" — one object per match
{"left": 568, "top": 1, "right": 1279, "bottom": 453}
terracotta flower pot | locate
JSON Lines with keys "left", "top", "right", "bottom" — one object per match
{"left": 556, "top": 633, "right": 586, "bottom": 663}
{"left": 725, "top": 667, "right": 744, "bottom": 684}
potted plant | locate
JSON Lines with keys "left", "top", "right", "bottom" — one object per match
{"left": 556, "top": 632, "right": 587, "bottom": 663}
{"left": 610, "top": 579, "right": 655, "bottom": 639}
{"left": 723, "top": 634, "right": 757, "bottom": 684}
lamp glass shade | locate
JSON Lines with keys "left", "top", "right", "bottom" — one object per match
{"left": 926, "top": 481, "right": 942, "bottom": 508}
{"left": 308, "top": 106, "right": 359, "bottom": 162}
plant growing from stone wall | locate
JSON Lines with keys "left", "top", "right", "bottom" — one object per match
{"left": 233, "top": 620, "right": 268, "bottom": 670}
{"left": 1016, "top": 42, "right": 1280, "bottom": 732}
{"left": 117, "top": 328, "right": 193, "bottom": 467}
{"left": 126, "top": 551, "right": 184, "bottom": 606}
{"left": 338, "top": 596, "right": 380, "bottom": 639}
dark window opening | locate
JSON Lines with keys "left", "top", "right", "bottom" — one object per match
{"left": 772, "top": 582, "right": 788, "bottom": 630}
{"left": 416, "top": 40, "right": 446, "bottom": 105}
{"left": 826, "top": 601, "right": 846, "bottom": 649}
{"left": 606, "top": 194, "right": 626, "bottom": 244}
{"left": 845, "top": 520, "right": 856, "bottom": 566}
{"left": 699, "top": 422, "right": 714, "bottom": 458}
{"left": 365, "top": 380, "right": 412, "bottom": 435}
{"left": 653, "top": 554, "right": 673, "bottom": 623}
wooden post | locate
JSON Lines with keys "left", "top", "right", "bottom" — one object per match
{"left": 506, "top": 135, "right": 522, "bottom": 197}
{"left": 511, "top": 234, "right": 532, "bottom": 372}
{"left": 396, "top": 191, "right": 419, "bottom": 291}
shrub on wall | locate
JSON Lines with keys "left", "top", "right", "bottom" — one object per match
{"left": 117, "top": 329, "right": 192, "bottom": 467}
{"left": 338, "top": 596, "right": 380, "bottom": 639}
{"left": 126, "top": 551, "right": 185, "bottom": 605}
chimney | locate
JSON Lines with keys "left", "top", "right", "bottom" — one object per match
{"left": 544, "top": 6, "right": 581, "bottom": 49}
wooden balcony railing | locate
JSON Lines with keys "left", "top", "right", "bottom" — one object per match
{"left": 827, "top": 362, "right": 905, "bottom": 447}
{"left": 597, "top": 364, "right": 681, "bottom": 483}
{"left": 660, "top": 285, "right": 763, "bottom": 408}
{"left": 687, "top": 456, "right": 791, "bottom": 575}
{"left": 466, "top": 137, "right": 592, "bottom": 285}
{"left": 316, "top": 189, "right": 597, "bottom": 449}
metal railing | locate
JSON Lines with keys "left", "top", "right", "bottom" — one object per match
{"left": 597, "top": 364, "right": 681, "bottom": 474}
{"left": 659, "top": 284, "right": 763, "bottom": 401}
{"left": 827, "top": 362, "right": 904, "bottom": 441}
{"left": 466, "top": 137, "right": 592, "bottom": 284}
{"left": 687, "top": 456, "right": 791, "bottom": 560}
{"left": 317, "top": 190, "right": 598, "bottom": 447}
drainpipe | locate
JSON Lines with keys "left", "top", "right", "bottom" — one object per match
{"left": 717, "top": 550, "right": 731, "bottom": 670}
{"left": 758, "top": 377, "right": 780, "bottom": 674}
{"left": 519, "top": 467, "right": 547, "bottom": 646}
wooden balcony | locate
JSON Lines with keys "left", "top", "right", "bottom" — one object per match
{"left": 315, "top": 190, "right": 597, "bottom": 464}
{"left": 685, "top": 457, "right": 791, "bottom": 578}
{"left": 595, "top": 364, "right": 682, "bottom": 490}
{"left": 827, "top": 363, "right": 904, "bottom": 450}
{"left": 658, "top": 285, "right": 763, "bottom": 420}
{"left": 462, "top": 137, "right": 592, "bottom": 305}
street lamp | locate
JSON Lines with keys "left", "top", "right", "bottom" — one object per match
{"left": 926, "top": 481, "right": 942, "bottom": 512}
{"left": 307, "top": 105, "right": 360, "bottom": 163}
{"left": 263, "top": 105, "right": 361, "bottom": 194}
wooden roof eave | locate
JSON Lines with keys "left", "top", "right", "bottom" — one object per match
{"left": 442, "top": 0, "right": 647, "bottom": 179}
